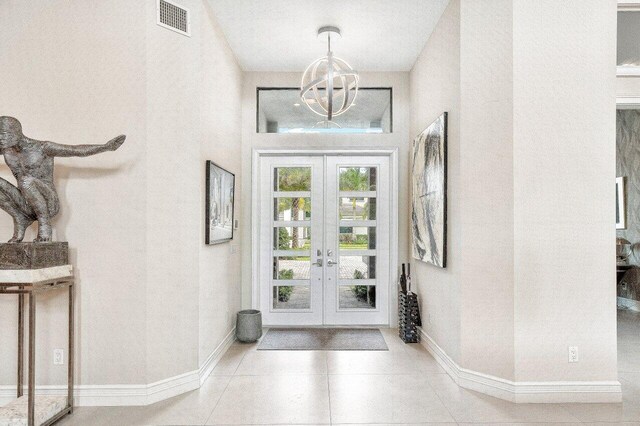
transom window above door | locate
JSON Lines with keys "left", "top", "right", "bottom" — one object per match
{"left": 257, "top": 88, "right": 392, "bottom": 134}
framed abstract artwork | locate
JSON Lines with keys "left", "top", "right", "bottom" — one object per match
{"left": 206, "top": 161, "right": 235, "bottom": 244}
{"left": 411, "top": 112, "right": 447, "bottom": 268}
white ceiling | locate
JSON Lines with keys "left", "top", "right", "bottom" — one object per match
{"left": 208, "top": 0, "right": 450, "bottom": 72}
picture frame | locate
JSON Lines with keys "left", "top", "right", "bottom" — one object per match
{"left": 411, "top": 112, "right": 447, "bottom": 268}
{"left": 206, "top": 161, "right": 235, "bottom": 244}
{"left": 617, "top": 176, "right": 626, "bottom": 230}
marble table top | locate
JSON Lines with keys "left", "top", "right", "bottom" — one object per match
{"left": 0, "top": 395, "right": 67, "bottom": 425}
{"left": 0, "top": 265, "right": 73, "bottom": 284}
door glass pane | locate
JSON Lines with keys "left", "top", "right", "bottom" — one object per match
{"left": 339, "top": 256, "right": 376, "bottom": 279}
{"left": 274, "top": 226, "right": 311, "bottom": 250}
{"left": 339, "top": 226, "right": 376, "bottom": 250}
{"left": 274, "top": 167, "right": 311, "bottom": 191}
{"left": 273, "top": 286, "right": 311, "bottom": 309}
{"left": 339, "top": 167, "right": 377, "bottom": 191}
{"left": 339, "top": 285, "right": 376, "bottom": 309}
{"left": 273, "top": 256, "right": 310, "bottom": 280}
{"left": 339, "top": 197, "right": 376, "bottom": 220}
{"left": 274, "top": 197, "right": 311, "bottom": 221}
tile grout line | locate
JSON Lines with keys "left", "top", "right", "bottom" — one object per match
{"left": 326, "top": 351, "right": 333, "bottom": 426}
{"left": 202, "top": 374, "right": 233, "bottom": 426}
{"left": 421, "top": 365, "right": 458, "bottom": 424}
{"left": 230, "top": 343, "right": 252, "bottom": 376}
{"left": 556, "top": 400, "right": 588, "bottom": 424}
{"left": 203, "top": 343, "right": 250, "bottom": 425}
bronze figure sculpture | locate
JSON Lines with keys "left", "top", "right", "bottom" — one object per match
{"left": 0, "top": 116, "right": 125, "bottom": 243}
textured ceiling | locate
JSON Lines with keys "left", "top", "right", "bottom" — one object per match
{"left": 208, "top": 0, "right": 449, "bottom": 72}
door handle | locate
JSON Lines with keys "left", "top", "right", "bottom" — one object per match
{"left": 312, "top": 258, "right": 323, "bottom": 267}
{"left": 327, "top": 259, "right": 337, "bottom": 267}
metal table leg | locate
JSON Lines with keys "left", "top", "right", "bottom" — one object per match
{"left": 2, "top": 277, "right": 75, "bottom": 425}
{"left": 68, "top": 283, "right": 74, "bottom": 413}
{"left": 17, "top": 290, "right": 24, "bottom": 398}
{"left": 28, "top": 292, "right": 35, "bottom": 426}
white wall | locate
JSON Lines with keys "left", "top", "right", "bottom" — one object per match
{"left": 409, "top": 0, "right": 462, "bottom": 366}
{"left": 410, "top": 0, "right": 515, "bottom": 381}
{"left": 240, "top": 72, "right": 410, "bottom": 325}
{"left": 410, "top": 0, "right": 619, "bottom": 401}
{"left": 459, "top": 0, "right": 515, "bottom": 381}
{"left": 512, "top": 0, "right": 618, "bottom": 384}
{"left": 196, "top": 2, "right": 243, "bottom": 369}
{"left": 145, "top": 0, "right": 200, "bottom": 384}
{"left": 0, "top": 0, "right": 242, "bottom": 400}
{"left": 0, "top": 0, "right": 149, "bottom": 388}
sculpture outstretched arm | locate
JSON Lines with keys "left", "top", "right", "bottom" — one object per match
{"left": 43, "top": 135, "right": 126, "bottom": 157}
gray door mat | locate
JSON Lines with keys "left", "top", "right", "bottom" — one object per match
{"left": 257, "top": 328, "right": 389, "bottom": 351}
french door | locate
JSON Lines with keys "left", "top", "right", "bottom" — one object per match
{"left": 257, "top": 154, "right": 391, "bottom": 326}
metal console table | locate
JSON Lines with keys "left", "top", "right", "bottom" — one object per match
{"left": 0, "top": 266, "right": 74, "bottom": 426}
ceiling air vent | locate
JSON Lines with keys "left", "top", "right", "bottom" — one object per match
{"left": 157, "top": 0, "right": 191, "bottom": 37}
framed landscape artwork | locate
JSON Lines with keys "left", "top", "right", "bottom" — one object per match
{"left": 411, "top": 112, "right": 447, "bottom": 268}
{"left": 206, "top": 161, "right": 235, "bottom": 244}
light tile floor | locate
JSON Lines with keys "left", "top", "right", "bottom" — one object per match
{"left": 59, "top": 311, "right": 640, "bottom": 425}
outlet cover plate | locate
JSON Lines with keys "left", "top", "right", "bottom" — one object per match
{"left": 53, "top": 349, "right": 64, "bottom": 365}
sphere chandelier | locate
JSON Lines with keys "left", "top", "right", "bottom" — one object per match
{"left": 300, "top": 26, "right": 359, "bottom": 123}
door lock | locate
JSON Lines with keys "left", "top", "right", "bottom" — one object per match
{"left": 313, "top": 250, "right": 323, "bottom": 266}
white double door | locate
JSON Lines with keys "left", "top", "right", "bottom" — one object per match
{"left": 258, "top": 154, "right": 391, "bottom": 326}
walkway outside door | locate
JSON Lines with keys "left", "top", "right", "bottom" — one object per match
{"left": 257, "top": 154, "right": 392, "bottom": 326}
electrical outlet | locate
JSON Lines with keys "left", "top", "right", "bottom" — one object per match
{"left": 53, "top": 349, "right": 64, "bottom": 365}
{"left": 568, "top": 346, "right": 579, "bottom": 363}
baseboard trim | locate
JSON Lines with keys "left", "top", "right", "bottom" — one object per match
{"left": 0, "top": 327, "right": 236, "bottom": 407}
{"left": 618, "top": 296, "right": 640, "bottom": 312}
{"left": 198, "top": 327, "right": 237, "bottom": 386}
{"left": 417, "top": 327, "right": 622, "bottom": 403}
